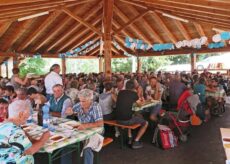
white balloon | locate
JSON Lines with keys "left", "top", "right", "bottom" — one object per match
{"left": 200, "top": 36, "right": 208, "bottom": 45}
{"left": 176, "top": 41, "right": 182, "bottom": 48}
{"left": 212, "top": 34, "right": 221, "bottom": 42}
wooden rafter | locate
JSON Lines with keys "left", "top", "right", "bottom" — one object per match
{"left": 1, "top": 19, "right": 34, "bottom": 52}
{"left": 103, "top": 0, "right": 114, "bottom": 76}
{"left": 150, "top": 11, "right": 177, "bottom": 44}
{"left": 16, "top": 11, "right": 60, "bottom": 52}
{"left": 193, "top": 22, "right": 209, "bottom": 44}
{"left": 114, "top": 10, "right": 149, "bottom": 34}
{"left": 114, "top": 5, "right": 152, "bottom": 45}
{"left": 0, "top": 22, "right": 12, "bottom": 38}
{"left": 30, "top": 8, "right": 86, "bottom": 52}
{"left": 62, "top": 7, "right": 102, "bottom": 36}
{"left": 58, "top": 16, "right": 101, "bottom": 52}
{"left": 174, "top": 20, "right": 191, "bottom": 40}
{"left": 133, "top": 0, "right": 230, "bottom": 18}
{"left": 126, "top": 5, "right": 164, "bottom": 43}
{"left": 46, "top": 1, "right": 102, "bottom": 52}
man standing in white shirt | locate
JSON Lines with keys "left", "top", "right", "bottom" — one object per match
{"left": 44, "top": 64, "right": 63, "bottom": 100}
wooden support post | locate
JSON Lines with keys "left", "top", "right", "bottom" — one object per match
{"left": 103, "top": 0, "right": 114, "bottom": 77}
{"left": 191, "top": 53, "right": 196, "bottom": 72}
{"left": 61, "top": 57, "right": 66, "bottom": 81}
{"left": 137, "top": 57, "right": 142, "bottom": 73}
{"left": 0, "top": 64, "right": 1, "bottom": 77}
{"left": 5, "top": 62, "right": 8, "bottom": 78}
{"left": 99, "top": 57, "right": 104, "bottom": 73}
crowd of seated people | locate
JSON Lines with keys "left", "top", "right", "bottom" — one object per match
{"left": 0, "top": 64, "right": 229, "bottom": 164}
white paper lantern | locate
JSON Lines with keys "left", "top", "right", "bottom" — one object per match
{"left": 182, "top": 40, "right": 188, "bottom": 47}
{"left": 212, "top": 34, "right": 221, "bottom": 42}
{"left": 175, "top": 41, "right": 182, "bottom": 48}
{"left": 200, "top": 36, "right": 208, "bottom": 45}
{"left": 187, "top": 41, "right": 192, "bottom": 47}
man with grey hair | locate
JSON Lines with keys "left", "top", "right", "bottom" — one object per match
{"left": 65, "top": 89, "right": 103, "bottom": 164}
{"left": 44, "top": 64, "right": 63, "bottom": 100}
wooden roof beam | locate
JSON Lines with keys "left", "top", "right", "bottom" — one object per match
{"left": 1, "top": 19, "right": 34, "bottom": 52}
{"left": 133, "top": 0, "right": 230, "bottom": 18}
{"left": 193, "top": 22, "right": 209, "bottom": 44}
{"left": 125, "top": 5, "right": 164, "bottom": 43}
{"left": 46, "top": 1, "right": 102, "bottom": 52}
{"left": 58, "top": 17, "right": 101, "bottom": 52}
{"left": 174, "top": 20, "right": 191, "bottom": 40}
{"left": 0, "top": 22, "right": 12, "bottom": 38}
{"left": 113, "top": 5, "right": 152, "bottom": 45}
{"left": 150, "top": 11, "right": 177, "bottom": 44}
{"left": 16, "top": 11, "right": 60, "bottom": 52}
{"left": 114, "top": 10, "right": 149, "bottom": 34}
{"left": 62, "top": 7, "right": 102, "bottom": 36}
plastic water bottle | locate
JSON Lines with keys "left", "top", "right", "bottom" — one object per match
{"left": 27, "top": 105, "right": 34, "bottom": 123}
{"left": 42, "top": 105, "right": 50, "bottom": 129}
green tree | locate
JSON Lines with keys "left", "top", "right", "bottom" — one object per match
{"left": 112, "top": 58, "right": 132, "bottom": 72}
{"left": 19, "top": 58, "right": 46, "bottom": 77}
{"left": 141, "top": 56, "right": 171, "bottom": 72}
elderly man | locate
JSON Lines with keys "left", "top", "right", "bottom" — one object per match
{"left": 0, "top": 98, "right": 8, "bottom": 122}
{"left": 46, "top": 84, "right": 72, "bottom": 117}
{"left": 44, "top": 64, "right": 63, "bottom": 100}
{"left": 65, "top": 89, "right": 103, "bottom": 164}
{"left": 8, "top": 88, "right": 32, "bottom": 119}
{"left": 0, "top": 103, "right": 50, "bottom": 163}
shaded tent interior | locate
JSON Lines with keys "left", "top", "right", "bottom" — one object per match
{"left": 0, "top": 0, "right": 230, "bottom": 75}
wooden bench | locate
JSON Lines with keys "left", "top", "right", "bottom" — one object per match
{"left": 95, "top": 137, "right": 113, "bottom": 164}
{"left": 104, "top": 120, "right": 141, "bottom": 129}
{"left": 104, "top": 120, "right": 141, "bottom": 149}
{"left": 103, "top": 137, "right": 113, "bottom": 147}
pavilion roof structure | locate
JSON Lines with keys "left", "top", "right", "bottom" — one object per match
{"left": 0, "top": 0, "right": 230, "bottom": 64}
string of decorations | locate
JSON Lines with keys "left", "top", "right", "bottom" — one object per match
{"left": 59, "top": 40, "right": 101, "bottom": 58}
{"left": 113, "top": 40, "right": 133, "bottom": 57}
{"left": 125, "top": 31, "right": 230, "bottom": 52}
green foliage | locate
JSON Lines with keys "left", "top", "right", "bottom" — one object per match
{"left": 66, "top": 59, "right": 99, "bottom": 73}
{"left": 112, "top": 58, "right": 132, "bottom": 72}
{"left": 19, "top": 58, "right": 46, "bottom": 77}
{"left": 141, "top": 56, "right": 171, "bottom": 72}
{"left": 168, "top": 54, "right": 190, "bottom": 64}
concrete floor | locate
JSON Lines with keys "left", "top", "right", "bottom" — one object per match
{"left": 100, "top": 108, "right": 230, "bottom": 164}
{"left": 35, "top": 107, "right": 229, "bottom": 164}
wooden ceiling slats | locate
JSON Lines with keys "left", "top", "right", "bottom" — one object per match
{"left": 174, "top": 20, "right": 191, "bottom": 40}
{"left": 0, "top": 22, "right": 12, "bottom": 38}
{"left": 193, "top": 23, "right": 207, "bottom": 37}
{"left": 58, "top": 16, "right": 101, "bottom": 52}
{"left": 63, "top": 8, "right": 102, "bottom": 36}
{"left": 150, "top": 11, "right": 177, "bottom": 44}
{"left": 155, "top": 0, "right": 230, "bottom": 11}
{"left": 114, "top": 5, "right": 152, "bottom": 45}
{"left": 0, "top": 0, "right": 229, "bottom": 59}
{"left": 132, "top": 0, "right": 230, "bottom": 17}
{"left": 1, "top": 19, "right": 34, "bottom": 52}
{"left": 126, "top": 5, "right": 164, "bottom": 43}
{"left": 16, "top": 11, "right": 61, "bottom": 52}
{"left": 46, "top": 1, "right": 102, "bottom": 52}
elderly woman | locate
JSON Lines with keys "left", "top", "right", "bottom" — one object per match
{"left": 65, "top": 89, "right": 103, "bottom": 164}
{"left": 0, "top": 106, "right": 50, "bottom": 163}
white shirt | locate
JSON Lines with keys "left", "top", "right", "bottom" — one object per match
{"left": 44, "top": 71, "right": 63, "bottom": 94}
{"left": 8, "top": 100, "right": 30, "bottom": 119}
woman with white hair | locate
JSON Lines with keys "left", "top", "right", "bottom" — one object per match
{"left": 0, "top": 106, "right": 50, "bottom": 163}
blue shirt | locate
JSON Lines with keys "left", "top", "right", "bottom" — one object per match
{"left": 193, "top": 84, "right": 206, "bottom": 103}
{"left": 0, "top": 122, "right": 34, "bottom": 164}
{"left": 73, "top": 102, "right": 103, "bottom": 124}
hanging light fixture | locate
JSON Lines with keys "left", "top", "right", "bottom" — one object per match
{"left": 18, "top": 11, "right": 49, "bottom": 22}
{"left": 162, "top": 13, "right": 189, "bottom": 23}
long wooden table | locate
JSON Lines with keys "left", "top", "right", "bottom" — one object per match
{"left": 26, "top": 114, "right": 103, "bottom": 164}
{"left": 132, "top": 100, "right": 161, "bottom": 112}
